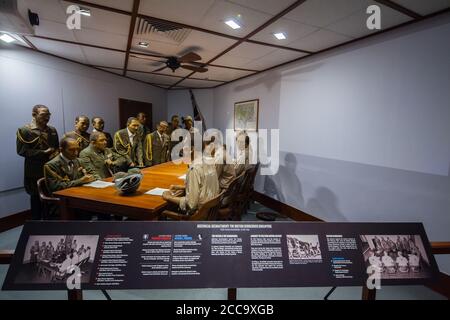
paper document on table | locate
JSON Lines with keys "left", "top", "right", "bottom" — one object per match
{"left": 145, "top": 188, "right": 169, "bottom": 196}
{"left": 178, "top": 174, "right": 186, "bottom": 180}
{"left": 83, "top": 181, "right": 115, "bottom": 188}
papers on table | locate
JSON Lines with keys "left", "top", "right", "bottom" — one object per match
{"left": 145, "top": 188, "right": 169, "bottom": 196}
{"left": 178, "top": 174, "right": 186, "bottom": 180}
{"left": 83, "top": 181, "right": 115, "bottom": 188}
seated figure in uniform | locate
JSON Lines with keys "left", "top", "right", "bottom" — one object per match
{"left": 79, "top": 131, "right": 130, "bottom": 179}
{"left": 162, "top": 140, "right": 219, "bottom": 215}
{"left": 44, "top": 137, "right": 95, "bottom": 194}
{"left": 214, "top": 145, "right": 236, "bottom": 190}
{"left": 396, "top": 251, "right": 409, "bottom": 273}
{"left": 381, "top": 250, "right": 396, "bottom": 273}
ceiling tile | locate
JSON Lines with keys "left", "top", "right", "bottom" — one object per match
{"left": 287, "top": 29, "right": 353, "bottom": 52}
{"left": 245, "top": 49, "right": 308, "bottom": 70}
{"left": 284, "top": 0, "right": 367, "bottom": 28}
{"left": 127, "top": 55, "right": 166, "bottom": 70}
{"left": 180, "top": 31, "right": 237, "bottom": 58}
{"left": 97, "top": 67, "right": 123, "bottom": 75}
{"left": 177, "top": 78, "right": 217, "bottom": 88}
{"left": 73, "top": 29, "right": 128, "bottom": 50}
{"left": 33, "top": 19, "right": 77, "bottom": 41}
{"left": 213, "top": 53, "right": 254, "bottom": 68}
{"left": 199, "top": 0, "right": 273, "bottom": 37}
{"left": 132, "top": 36, "right": 180, "bottom": 57}
{"left": 224, "top": 42, "right": 277, "bottom": 59}
{"left": 138, "top": 0, "right": 216, "bottom": 26}
{"left": 191, "top": 66, "right": 254, "bottom": 82}
{"left": 249, "top": 17, "right": 318, "bottom": 45}
{"left": 28, "top": 37, "right": 88, "bottom": 64}
{"left": 82, "top": 0, "right": 135, "bottom": 11}
{"left": 392, "top": 0, "right": 450, "bottom": 16}
{"left": 326, "top": 1, "right": 412, "bottom": 38}
{"left": 81, "top": 47, "right": 125, "bottom": 68}
{"left": 61, "top": 1, "right": 131, "bottom": 35}
{"left": 127, "top": 71, "right": 180, "bottom": 85}
{"left": 225, "top": 0, "right": 297, "bottom": 15}
{"left": 27, "top": 0, "right": 67, "bottom": 24}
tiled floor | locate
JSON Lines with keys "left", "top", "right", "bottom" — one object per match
{"left": 0, "top": 203, "right": 446, "bottom": 300}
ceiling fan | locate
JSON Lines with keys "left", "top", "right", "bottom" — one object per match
{"left": 131, "top": 52, "right": 208, "bottom": 73}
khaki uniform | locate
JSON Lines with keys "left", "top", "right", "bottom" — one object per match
{"left": 113, "top": 128, "right": 143, "bottom": 166}
{"left": 179, "top": 157, "right": 219, "bottom": 214}
{"left": 144, "top": 131, "right": 170, "bottom": 166}
{"left": 79, "top": 145, "right": 128, "bottom": 179}
{"left": 166, "top": 125, "right": 181, "bottom": 155}
{"left": 64, "top": 131, "right": 90, "bottom": 151}
{"left": 16, "top": 121, "right": 59, "bottom": 195}
{"left": 234, "top": 146, "right": 253, "bottom": 176}
{"left": 44, "top": 154, "right": 86, "bottom": 193}
{"left": 214, "top": 150, "right": 236, "bottom": 190}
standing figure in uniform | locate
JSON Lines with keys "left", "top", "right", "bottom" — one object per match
{"left": 64, "top": 115, "right": 90, "bottom": 151}
{"left": 144, "top": 121, "right": 170, "bottom": 167}
{"left": 16, "top": 105, "right": 59, "bottom": 220}
{"left": 91, "top": 116, "right": 113, "bottom": 148}
{"left": 113, "top": 117, "right": 144, "bottom": 168}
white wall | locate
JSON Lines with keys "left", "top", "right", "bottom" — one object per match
{"left": 167, "top": 89, "right": 214, "bottom": 128}
{"left": 0, "top": 44, "right": 166, "bottom": 218}
{"left": 213, "top": 13, "right": 450, "bottom": 273}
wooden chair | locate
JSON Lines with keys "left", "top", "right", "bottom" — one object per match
{"left": 217, "top": 172, "right": 245, "bottom": 220}
{"left": 160, "top": 191, "right": 224, "bottom": 221}
{"left": 37, "top": 178, "right": 60, "bottom": 220}
{"left": 232, "top": 163, "right": 260, "bottom": 220}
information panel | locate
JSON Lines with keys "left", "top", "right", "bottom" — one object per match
{"left": 2, "top": 221, "right": 439, "bottom": 291}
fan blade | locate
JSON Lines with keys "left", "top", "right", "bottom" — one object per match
{"left": 181, "top": 64, "right": 208, "bottom": 73}
{"left": 178, "top": 52, "right": 201, "bottom": 63}
{"left": 152, "top": 66, "right": 167, "bottom": 73}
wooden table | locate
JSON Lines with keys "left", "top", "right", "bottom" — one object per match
{"left": 54, "top": 162, "right": 189, "bottom": 220}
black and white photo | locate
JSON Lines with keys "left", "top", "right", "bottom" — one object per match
{"left": 14, "top": 235, "right": 99, "bottom": 285}
{"left": 286, "top": 235, "right": 322, "bottom": 260}
{"left": 360, "top": 235, "right": 432, "bottom": 279}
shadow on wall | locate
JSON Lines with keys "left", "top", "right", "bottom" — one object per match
{"left": 234, "top": 62, "right": 324, "bottom": 92}
{"left": 263, "top": 153, "right": 305, "bottom": 209}
{"left": 306, "top": 187, "right": 347, "bottom": 222}
{"left": 262, "top": 152, "right": 347, "bottom": 222}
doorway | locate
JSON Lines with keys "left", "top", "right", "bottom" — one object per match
{"left": 118, "top": 98, "right": 153, "bottom": 130}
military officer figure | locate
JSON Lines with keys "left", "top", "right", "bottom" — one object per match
{"left": 162, "top": 140, "right": 219, "bottom": 214}
{"left": 144, "top": 121, "right": 170, "bottom": 167}
{"left": 113, "top": 117, "right": 144, "bottom": 167}
{"left": 137, "top": 112, "right": 151, "bottom": 150}
{"left": 44, "top": 137, "right": 94, "bottom": 193}
{"left": 64, "top": 115, "right": 90, "bottom": 151}
{"left": 91, "top": 116, "right": 113, "bottom": 148}
{"left": 79, "top": 131, "right": 129, "bottom": 179}
{"left": 16, "top": 105, "right": 59, "bottom": 220}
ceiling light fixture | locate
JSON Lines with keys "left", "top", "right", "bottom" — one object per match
{"left": 274, "top": 32, "right": 286, "bottom": 40}
{"left": 138, "top": 41, "right": 149, "bottom": 48}
{"left": 0, "top": 33, "right": 16, "bottom": 43}
{"left": 77, "top": 7, "right": 91, "bottom": 16}
{"left": 225, "top": 19, "right": 241, "bottom": 29}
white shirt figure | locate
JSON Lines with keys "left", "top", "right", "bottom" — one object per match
{"left": 369, "top": 254, "right": 382, "bottom": 269}
{"left": 396, "top": 254, "right": 409, "bottom": 271}
{"left": 127, "top": 128, "right": 135, "bottom": 146}
{"left": 59, "top": 256, "right": 72, "bottom": 273}
{"left": 382, "top": 253, "right": 394, "bottom": 267}
{"left": 408, "top": 254, "right": 420, "bottom": 267}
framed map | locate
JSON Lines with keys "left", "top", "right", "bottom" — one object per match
{"left": 234, "top": 99, "right": 259, "bottom": 131}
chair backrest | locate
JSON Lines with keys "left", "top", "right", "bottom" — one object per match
{"left": 190, "top": 191, "right": 224, "bottom": 221}
{"left": 220, "top": 172, "right": 245, "bottom": 207}
{"left": 37, "top": 178, "right": 59, "bottom": 202}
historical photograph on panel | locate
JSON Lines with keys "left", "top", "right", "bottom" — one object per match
{"left": 360, "top": 235, "right": 432, "bottom": 279}
{"left": 286, "top": 235, "right": 322, "bottom": 264}
{"left": 14, "top": 235, "right": 99, "bottom": 284}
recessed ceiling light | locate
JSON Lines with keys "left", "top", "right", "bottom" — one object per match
{"left": 138, "top": 41, "right": 149, "bottom": 48}
{"left": 225, "top": 19, "right": 241, "bottom": 29}
{"left": 0, "top": 34, "right": 15, "bottom": 43}
{"left": 274, "top": 32, "right": 286, "bottom": 40}
{"left": 77, "top": 7, "right": 91, "bottom": 16}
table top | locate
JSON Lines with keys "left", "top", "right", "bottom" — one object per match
{"left": 54, "top": 161, "right": 189, "bottom": 212}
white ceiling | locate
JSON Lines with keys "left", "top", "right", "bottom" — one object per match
{"left": 10, "top": 0, "right": 449, "bottom": 89}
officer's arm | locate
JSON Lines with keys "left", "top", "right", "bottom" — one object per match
{"left": 16, "top": 129, "right": 48, "bottom": 159}
{"left": 44, "top": 164, "right": 87, "bottom": 193}
{"left": 78, "top": 154, "right": 100, "bottom": 180}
